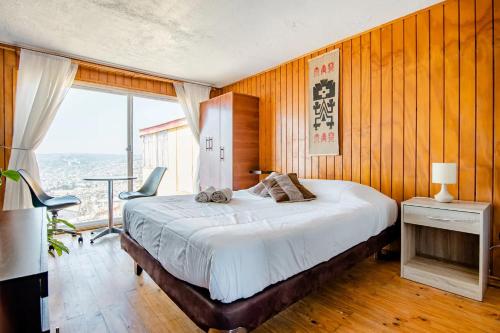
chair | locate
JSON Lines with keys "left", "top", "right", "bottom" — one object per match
{"left": 18, "top": 169, "right": 83, "bottom": 243}
{"left": 118, "top": 167, "right": 167, "bottom": 200}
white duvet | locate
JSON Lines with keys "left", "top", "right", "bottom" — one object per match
{"left": 123, "top": 179, "right": 397, "bottom": 303}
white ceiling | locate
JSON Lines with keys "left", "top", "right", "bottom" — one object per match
{"left": 0, "top": 0, "right": 441, "bottom": 87}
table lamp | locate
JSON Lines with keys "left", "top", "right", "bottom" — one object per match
{"left": 432, "top": 163, "right": 457, "bottom": 203}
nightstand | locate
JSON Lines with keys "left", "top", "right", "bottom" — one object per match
{"left": 401, "top": 197, "right": 491, "bottom": 301}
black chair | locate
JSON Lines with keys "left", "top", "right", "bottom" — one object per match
{"left": 18, "top": 169, "right": 83, "bottom": 243}
{"left": 118, "top": 167, "right": 167, "bottom": 200}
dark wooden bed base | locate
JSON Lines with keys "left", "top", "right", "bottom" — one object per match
{"left": 121, "top": 223, "right": 399, "bottom": 332}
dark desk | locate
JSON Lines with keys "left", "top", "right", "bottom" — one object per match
{"left": 0, "top": 208, "right": 49, "bottom": 333}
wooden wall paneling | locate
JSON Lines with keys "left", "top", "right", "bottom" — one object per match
{"left": 326, "top": 46, "right": 335, "bottom": 180}
{"left": 429, "top": 5, "right": 445, "bottom": 197}
{"left": 351, "top": 37, "right": 362, "bottom": 183}
{"left": 0, "top": 50, "right": 5, "bottom": 172}
{"left": 4, "top": 50, "right": 15, "bottom": 173}
{"left": 342, "top": 41, "right": 352, "bottom": 181}
{"left": 370, "top": 29, "right": 381, "bottom": 191}
{"left": 98, "top": 70, "right": 107, "bottom": 84}
{"left": 493, "top": 0, "right": 500, "bottom": 276}
{"left": 317, "top": 49, "right": 328, "bottom": 179}
{"left": 298, "top": 58, "right": 306, "bottom": 178}
{"left": 309, "top": 53, "right": 319, "bottom": 179}
{"left": 275, "top": 69, "right": 282, "bottom": 173}
{"left": 280, "top": 64, "right": 287, "bottom": 174}
{"left": 334, "top": 43, "right": 343, "bottom": 180}
{"left": 265, "top": 71, "right": 271, "bottom": 171}
{"left": 459, "top": 0, "right": 476, "bottom": 201}
{"left": 0, "top": 50, "right": 5, "bottom": 208}
{"left": 475, "top": 0, "right": 493, "bottom": 204}
{"left": 403, "top": 15, "right": 417, "bottom": 200}
{"left": 305, "top": 55, "right": 312, "bottom": 179}
{"left": 416, "top": 11, "right": 430, "bottom": 198}
{"left": 360, "top": 33, "right": 371, "bottom": 186}
{"left": 159, "top": 82, "right": 167, "bottom": 95}
{"left": 286, "top": 62, "right": 293, "bottom": 173}
{"left": 292, "top": 60, "right": 299, "bottom": 174}
{"left": 444, "top": 0, "right": 460, "bottom": 198}
{"left": 381, "top": 25, "right": 393, "bottom": 197}
{"left": 106, "top": 72, "right": 116, "bottom": 86}
{"left": 392, "top": 20, "right": 404, "bottom": 202}
{"left": 257, "top": 74, "right": 263, "bottom": 172}
{"left": 270, "top": 70, "right": 276, "bottom": 173}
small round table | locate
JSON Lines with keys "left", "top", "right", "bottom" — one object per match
{"left": 83, "top": 176, "right": 136, "bottom": 243}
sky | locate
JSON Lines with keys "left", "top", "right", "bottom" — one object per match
{"left": 37, "top": 87, "right": 185, "bottom": 155}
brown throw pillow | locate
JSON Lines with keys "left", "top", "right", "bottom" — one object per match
{"left": 247, "top": 172, "right": 281, "bottom": 197}
{"left": 287, "top": 173, "right": 316, "bottom": 200}
{"left": 262, "top": 174, "right": 316, "bottom": 203}
{"left": 261, "top": 177, "right": 289, "bottom": 202}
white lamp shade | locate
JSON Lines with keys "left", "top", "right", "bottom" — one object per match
{"left": 432, "top": 163, "right": 457, "bottom": 184}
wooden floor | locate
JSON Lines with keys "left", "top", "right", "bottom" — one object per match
{"left": 50, "top": 231, "right": 500, "bottom": 332}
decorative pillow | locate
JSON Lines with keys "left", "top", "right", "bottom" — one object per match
{"left": 262, "top": 173, "right": 316, "bottom": 203}
{"left": 247, "top": 172, "right": 281, "bottom": 197}
{"left": 287, "top": 173, "right": 317, "bottom": 200}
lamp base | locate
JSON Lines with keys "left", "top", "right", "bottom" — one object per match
{"left": 434, "top": 184, "right": 453, "bottom": 203}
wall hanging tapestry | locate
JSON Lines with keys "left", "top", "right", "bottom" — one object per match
{"left": 308, "top": 49, "right": 340, "bottom": 155}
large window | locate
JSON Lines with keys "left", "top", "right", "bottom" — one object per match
{"left": 37, "top": 86, "right": 187, "bottom": 227}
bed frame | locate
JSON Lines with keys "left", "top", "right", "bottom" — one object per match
{"left": 121, "top": 223, "right": 399, "bottom": 332}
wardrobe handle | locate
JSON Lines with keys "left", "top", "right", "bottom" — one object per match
{"left": 205, "top": 137, "right": 209, "bottom": 151}
{"left": 209, "top": 137, "right": 213, "bottom": 151}
{"left": 220, "top": 146, "right": 225, "bottom": 161}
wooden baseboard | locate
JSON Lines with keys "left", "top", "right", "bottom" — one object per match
{"left": 488, "top": 275, "right": 500, "bottom": 288}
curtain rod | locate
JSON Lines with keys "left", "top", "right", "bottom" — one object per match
{"left": 0, "top": 42, "right": 213, "bottom": 88}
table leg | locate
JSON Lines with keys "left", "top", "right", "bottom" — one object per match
{"left": 90, "top": 179, "right": 122, "bottom": 244}
{"left": 108, "top": 180, "right": 113, "bottom": 229}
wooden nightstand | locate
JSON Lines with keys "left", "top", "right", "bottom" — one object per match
{"left": 401, "top": 197, "right": 491, "bottom": 301}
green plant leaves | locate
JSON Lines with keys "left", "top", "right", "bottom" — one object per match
{"left": 51, "top": 217, "right": 76, "bottom": 230}
{"left": 46, "top": 214, "right": 76, "bottom": 257}
{"left": 48, "top": 237, "right": 70, "bottom": 257}
{"left": 1, "top": 169, "right": 20, "bottom": 182}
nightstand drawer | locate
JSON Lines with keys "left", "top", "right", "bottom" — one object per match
{"left": 403, "top": 205, "right": 480, "bottom": 234}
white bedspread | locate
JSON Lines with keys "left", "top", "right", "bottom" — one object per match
{"left": 123, "top": 180, "right": 397, "bottom": 303}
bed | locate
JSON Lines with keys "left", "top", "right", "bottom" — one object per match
{"left": 121, "top": 179, "right": 399, "bottom": 332}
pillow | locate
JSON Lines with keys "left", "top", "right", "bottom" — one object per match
{"left": 247, "top": 172, "right": 281, "bottom": 197}
{"left": 287, "top": 173, "right": 316, "bottom": 200}
{"left": 262, "top": 173, "right": 316, "bottom": 203}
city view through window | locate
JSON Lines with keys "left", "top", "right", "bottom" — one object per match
{"left": 36, "top": 87, "right": 185, "bottom": 227}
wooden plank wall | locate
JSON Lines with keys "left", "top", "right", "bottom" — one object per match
{"left": 221, "top": 0, "right": 500, "bottom": 277}
{"left": 75, "top": 63, "right": 177, "bottom": 97}
{"left": 0, "top": 48, "right": 17, "bottom": 208}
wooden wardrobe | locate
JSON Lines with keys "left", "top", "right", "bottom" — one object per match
{"left": 199, "top": 92, "right": 259, "bottom": 190}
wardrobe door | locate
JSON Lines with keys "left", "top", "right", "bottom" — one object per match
{"left": 219, "top": 93, "right": 233, "bottom": 189}
{"left": 199, "top": 97, "right": 221, "bottom": 190}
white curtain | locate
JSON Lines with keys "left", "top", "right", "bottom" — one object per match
{"left": 173, "top": 82, "right": 211, "bottom": 193}
{"left": 4, "top": 50, "right": 77, "bottom": 210}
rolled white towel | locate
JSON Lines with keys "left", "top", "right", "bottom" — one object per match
{"left": 195, "top": 186, "right": 216, "bottom": 203}
{"left": 211, "top": 188, "right": 233, "bottom": 203}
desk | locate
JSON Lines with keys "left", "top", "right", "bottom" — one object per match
{"left": 84, "top": 176, "right": 136, "bottom": 243}
{"left": 0, "top": 208, "right": 49, "bottom": 332}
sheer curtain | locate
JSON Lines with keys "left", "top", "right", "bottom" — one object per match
{"left": 4, "top": 50, "right": 77, "bottom": 210}
{"left": 173, "top": 82, "right": 211, "bottom": 193}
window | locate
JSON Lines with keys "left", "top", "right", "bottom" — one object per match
{"left": 37, "top": 86, "right": 189, "bottom": 228}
